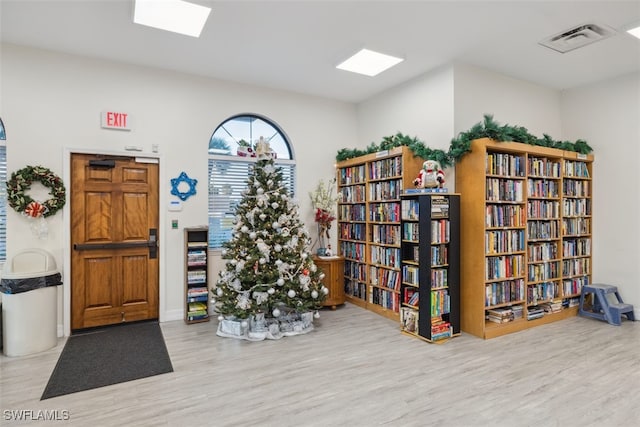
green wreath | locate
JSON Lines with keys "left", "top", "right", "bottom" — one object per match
{"left": 7, "top": 165, "right": 66, "bottom": 218}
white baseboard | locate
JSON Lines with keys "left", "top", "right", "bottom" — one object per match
{"left": 162, "top": 309, "right": 183, "bottom": 323}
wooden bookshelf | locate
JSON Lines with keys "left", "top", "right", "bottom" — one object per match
{"left": 399, "top": 193, "right": 460, "bottom": 342}
{"left": 336, "top": 146, "right": 423, "bottom": 321}
{"left": 456, "top": 138, "right": 593, "bottom": 338}
{"left": 184, "top": 226, "right": 210, "bottom": 324}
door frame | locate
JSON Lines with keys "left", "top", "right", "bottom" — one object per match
{"left": 63, "top": 148, "right": 167, "bottom": 337}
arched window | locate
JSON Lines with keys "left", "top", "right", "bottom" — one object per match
{"left": 0, "top": 117, "right": 7, "bottom": 261}
{"left": 208, "top": 114, "right": 296, "bottom": 249}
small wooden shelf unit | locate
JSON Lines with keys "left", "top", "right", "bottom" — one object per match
{"left": 456, "top": 138, "right": 593, "bottom": 338}
{"left": 184, "top": 226, "right": 210, "bottom": 324}
{"left": 313, "top": 255, "right": 346, "bottom": 309}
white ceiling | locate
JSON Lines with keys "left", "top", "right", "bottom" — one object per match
{"left": 2, "top": 0, "right": 639, "bottom": 103}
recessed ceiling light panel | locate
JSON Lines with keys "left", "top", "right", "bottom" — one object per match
{"left": 134, "top": 0, "right": 211, "bottom": 38}
{"left": 627, "top": 26, "right": 640, "bottom": 40}
{"left": 336, "top": 48, "right": 404, "bottom": 77}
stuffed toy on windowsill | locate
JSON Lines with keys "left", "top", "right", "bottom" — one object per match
{"left": 413, "top": 159, "right": 445, "bottom": 189}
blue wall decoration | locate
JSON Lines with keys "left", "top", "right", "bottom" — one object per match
{"left": 171, "top": 171, "right": 197, "bottom": 201}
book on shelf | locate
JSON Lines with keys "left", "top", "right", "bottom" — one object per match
{"left": 188, "top": 301, "right": 207, "bottom": 312}
{"left": 430, "top": 196, "right": 450, "bottom": 218}
{"left": 486, "top": 307, "right": 515, "bottom": 323}
{"left": 187, "top": 286, "right": 208, "bottom": 296}
{"left": 400, "top": 307, "right": 419, "bottom": 333}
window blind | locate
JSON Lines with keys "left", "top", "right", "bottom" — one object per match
{"left": 208, "top": 156, "right": 296, "bottom": 249}
{"left": 0, "top": 145, "right": 7, "bottom": 261}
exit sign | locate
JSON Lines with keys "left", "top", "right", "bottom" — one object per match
{"left": 101, "top": 111, "right": 131, "bottom": 131}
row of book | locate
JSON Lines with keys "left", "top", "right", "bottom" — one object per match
{"left": 345, "top": 279, "right": 366, "bottom": 300}
{"left": 369, "top": 202, "right": 401, "bottom": 222}
{"left": 430, "top": 220, "right": 450, "bottom": 244}
{"left": 527, "top": 220, "right": 560, "bottom": 240}
{"left": 430, "top": 289, "right": 450, "bottom": 317}
{"left": 485, "top": 279, "right": 525, "bottom": 306}
{"left": 562, "top": 218, "right": 591, "bottom": 235}
{"left": 528, "top": 157, "right": 561, "bottom": 178}
{"left": 338, "top": 204, "right": 366, "bottom": 222}
{"left": 339, "top": 222, "right": 366, "bottom": 241}
{"left": 564, "top": 161, "right": 590, "bottom": 178}
{"left": 486, "top": 153, "right": 526, "bottom": 177}
{"left": 369, "top": 157, "right": 402, "bottom": 180}
{"left": 563, "top": 258, "right": 591, "bottom": 277}
{"left": 486, "top": 178, "right": 524, "bottom": 202}
{"left": 187, "top": 270, "right": 206, "bottom": 284}
{"left": 528, "top": 200, "right": 560, "bottom": 219}
{"left": 187, "top": 250, "right": 206, "bottom": 266}
{"left": 369, "top": 286, "right": 399, "bottom": 312}
{"left": 338, "top": 165, "right": 366, "bottom": 186}
{"left": 370, "top": 246, "right": 400, "bottom": 268}
{"left": 485, "top": 254, "right": 525, "bottom": 280}
{"left": 563, "top": 180, "right": 590, "bottom": 197}
{"left": 563, "top": 198, "right": 591, "bottom": 216}
{"left": 430, "top": 317, "right": 452, "bottom": 341}
{"left": 527, "top": 281, "right": 559, "bottom": 304}
{"left": 340, "top": 241, "right": 366, "bottom": 262}
{"left": 527, "top": 242, "right": 558, "bottom": 262}
{"left": 187, "top": 301, "right": 208, "bottom": 321}
{"left": 403, "top": 222, "right": 419, "bottom": 241}
{"left": 369, "top": 179, "right": 402, "bottom": 201}
{"left": 486, "top": 229, "right": 525, "bottom": 254}
{"left": 370, "top": 266, "right": 401, "bottom": 290}
{"left": 187, "top": 287, "right": 208, "bottom": 303}
{"left": 527, "top": 261, "right": 560, "bottom": 282}
{"left": 527, "top": 179, "right": 560, "bottom": 198}
{"left": 403, "top": 288, "right": 419, "bottom": 306}
{"left": 401, "top": 199, "right": 420, "bottom": 221}
{"left": 339, "top": 184, "right": 366, "bottom": 203}
{"left": 486, "top": 305, "right": 523, "bottom": 323}
{"left": 344, "top": 260, "right": 366, "bottom": 281}
{"left": 562, "top": 277, "right": 589, "bottom": 296}
{"left": 371, "top": 224, "right": 401, "bottom": 245}
{"left": 486, "top": 204, "right": 525, "bottom": 228}
{"left": 430, "top": 244, "right": 448, "bottom": 266}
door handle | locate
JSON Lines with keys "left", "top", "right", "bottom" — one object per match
{"left": 74, "top": 229, "right": 158, "bottom": 259}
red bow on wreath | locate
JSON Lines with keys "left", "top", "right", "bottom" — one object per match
{"left": 24, "top": 201, "right": 47, "bottom": 218}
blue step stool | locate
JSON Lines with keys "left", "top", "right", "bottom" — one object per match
{"left": 578, "top": 283, "right": 635, "bottom": 326}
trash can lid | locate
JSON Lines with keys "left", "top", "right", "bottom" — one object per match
{"left": 2, "top": 248, "right": 60, "bottom": 280}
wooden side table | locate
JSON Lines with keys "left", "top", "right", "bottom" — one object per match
{"left": 313, "top": 255, "right": 345, "bottom": 309}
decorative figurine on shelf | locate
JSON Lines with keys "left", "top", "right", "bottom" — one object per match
{"left": 413, "top": 159, "right": 445, "bottom": 189}
{"left": 236, "top": 139, "right": 256, "bottom": 157}
{"left": 255, "top": 137, "right": 277, "bottom": 159}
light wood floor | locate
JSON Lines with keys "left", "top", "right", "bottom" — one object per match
{"left": 1, "top": 303, "right": 638, "bottom": 426}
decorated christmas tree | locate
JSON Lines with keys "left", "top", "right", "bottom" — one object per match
{"left": 213, "top": 139, "right": 328, "bottom": 339}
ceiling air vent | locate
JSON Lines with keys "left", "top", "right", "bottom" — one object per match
{"left": 539, "top": 23, "right": 617, "bottom": 53}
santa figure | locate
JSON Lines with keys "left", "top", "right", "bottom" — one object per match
{"left": 413, "top": 159, "right": 445, "bottom": 188}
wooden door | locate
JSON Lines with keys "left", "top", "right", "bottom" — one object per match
{"left": 71, "top": 154, "right": 159, "bottom": 330}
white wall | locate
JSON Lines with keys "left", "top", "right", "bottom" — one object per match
{"left": 453, "top": 63, "right": 562, "bottom": 138}
{"left": 561, "top": 72, "right": 640, "bottom": 317}
{"left": 2, "top": 43, "right": 357, "bottom": 333}
{"left": 357, "top": 65, "right": 455, "bottom": 151}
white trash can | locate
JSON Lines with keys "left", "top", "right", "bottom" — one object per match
{"left": 1, "top": 249, "right": 62, "bottom": 357}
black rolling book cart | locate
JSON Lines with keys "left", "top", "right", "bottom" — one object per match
{"left": 399, "top": 192, "right": 460, "bottom": 342}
